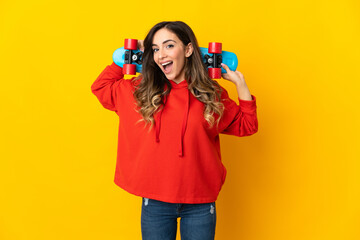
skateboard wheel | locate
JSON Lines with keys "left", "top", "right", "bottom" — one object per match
{"left": 124, "top": 39, "right": 138, "bottom": 50}
{"left": 208, "top": 68, "right": 221, "bottom": 79}
{"left": 123, "top": 64, "right": 136, "bottom": 75}
{"left": 208, "top": 42, "right": 222, "bottom": 54}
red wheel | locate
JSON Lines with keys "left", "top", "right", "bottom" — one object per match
{"left": 208, "top": 42, "right": 222, "bottom": 54}
{"left": 124, "top": 39, "right": 138, "bottom": 50}
{"left": 208, "top": 68, "right": 221, "bottom": 79}
{"left": 123, "top": 64, "right": 136, "bottom": 75}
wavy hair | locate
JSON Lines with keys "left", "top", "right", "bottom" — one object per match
{"left": 132, "top": 21, "right": 224, "bottom": 130}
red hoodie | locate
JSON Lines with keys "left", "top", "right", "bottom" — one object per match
{"left": 91, "top": 62, "right": 258, "bottom": 204}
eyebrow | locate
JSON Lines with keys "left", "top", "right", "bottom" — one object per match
{"left": 152, "top": 39, "right": 176, "bottom": 47}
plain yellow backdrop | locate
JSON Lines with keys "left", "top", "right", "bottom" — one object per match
{"left": 1, "top": 0, "right": 359, "bottom": 239}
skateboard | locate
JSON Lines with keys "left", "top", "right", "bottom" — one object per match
{"left": 112, "top": 39, "right": 238, "bottom": 79}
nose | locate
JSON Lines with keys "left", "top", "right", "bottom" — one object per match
{"left": 158, "top": 48, "right": 166, "bottom": 59}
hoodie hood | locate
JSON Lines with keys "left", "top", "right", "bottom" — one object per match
{"left": 155, "top": 80, "right": 190, "bottom": 157}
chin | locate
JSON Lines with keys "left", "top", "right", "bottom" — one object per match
{"left": 164, "top": 74, "right": 175, "bottom": 80}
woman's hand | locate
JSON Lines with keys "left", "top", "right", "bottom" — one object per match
{"left": 137, "top": 40, "right": 144, "bottom": 52}
{"left": 221, "top": 63, "right": 253, "bottom": 101}
{"left": 221, "top": 63, "right": 245, "bottom": 85}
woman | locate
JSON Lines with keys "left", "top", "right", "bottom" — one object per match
{"left": 91, "top": 21, "right": 258, "bottom": 240}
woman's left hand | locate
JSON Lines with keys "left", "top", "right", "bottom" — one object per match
{"left": 221, "top": 63, "right": 253, "bottom": 101}
{"left": 221, "top": 63, "right": 245, "bottom": 86}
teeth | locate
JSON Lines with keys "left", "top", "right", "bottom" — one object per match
{"left": 161, "top": 61, "right": 172, "bottom": 66}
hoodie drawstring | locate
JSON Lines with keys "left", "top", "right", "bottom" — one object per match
{"left": 179, "top": 91, "right": 190, "bottom": 157}
{"left": 155, "top": 94, "right": 167, "bottom": 143}
{"left": 155, "top": 89, "right": 190, "bottom": 157}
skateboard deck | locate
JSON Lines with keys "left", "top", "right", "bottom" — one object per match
{"left": 112, "top": 46, "right": 238, "bottom": 76}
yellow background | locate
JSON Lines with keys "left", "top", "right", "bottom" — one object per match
{"left": 1, "top": 0, "right": 359, "bottom": 239}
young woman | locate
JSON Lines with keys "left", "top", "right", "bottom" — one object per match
{"left": 91, "top": 21, "right": 258, "bottom": 240}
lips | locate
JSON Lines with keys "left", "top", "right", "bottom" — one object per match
{"left": 160, "top": 61, "right": 173, "bottom": 74}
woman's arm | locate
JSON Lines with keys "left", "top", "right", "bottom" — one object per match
{"left": 91, "top": 62, "right": 125, "bottom": 112}
{"left": 91, "top": 41, "right": 143, "bottom": 112}
{"left": 217, "top": 63, "right": 258, "bottom": 136}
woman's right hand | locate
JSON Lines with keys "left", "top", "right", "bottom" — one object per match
{"left": 137, "top": 40, "right": 144, "bottom": 52}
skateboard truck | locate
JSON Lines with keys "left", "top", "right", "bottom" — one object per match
{"left": 123, "top": 39, "right": 143, "bottom": 75}
{"left": 204, "top": 42, "right": 223, "bottom": 79}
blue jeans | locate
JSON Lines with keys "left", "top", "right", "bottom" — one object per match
{"left": 141, "top": 198, "right": 216, "bottom": 240}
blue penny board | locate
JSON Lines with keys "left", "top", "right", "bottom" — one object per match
{"left": 199, "top": 47, "right": 238, "bottom": 74}
{"left": 113, "top": 47, "right": 238, "bottom": 74}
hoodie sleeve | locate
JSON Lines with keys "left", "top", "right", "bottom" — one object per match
{"left": 91, "top": 62, "right": 125, "bottom": 112}
{"left": 218, "top": 87, "right": 258, "bottom": 137}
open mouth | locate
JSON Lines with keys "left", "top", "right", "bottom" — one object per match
{"left": 161, "top": 61, "right": 173, "bottom": 74}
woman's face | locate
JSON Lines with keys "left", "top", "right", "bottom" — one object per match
{"left": 152, "top": 28, "right": 192, "bottom": 84}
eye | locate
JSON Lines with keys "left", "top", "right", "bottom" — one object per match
{"left": 152, "top": 48, "right": 159, "bottom": 53}
{"left": 166, "top": 44, "right": 174, "bottom": 49}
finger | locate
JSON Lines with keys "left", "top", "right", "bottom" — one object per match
{"left": 221, "top": 63, "right": 231, "bottom": 74}
{"left": 221, "top": 72, "right": 231, "bottom": 80}
{"left": 138, "top": 40, "right": 144, "bottom": 51}
{"left": 235, "top": 71, "right": 244, "bottom": 79}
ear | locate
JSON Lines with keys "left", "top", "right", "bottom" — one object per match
{"left": 185, "top": 43, "right": 193, "bottom": 58}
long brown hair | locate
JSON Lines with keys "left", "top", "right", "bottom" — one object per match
{"left": 132, "top": 21, "right": 224, "bottom": 130}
